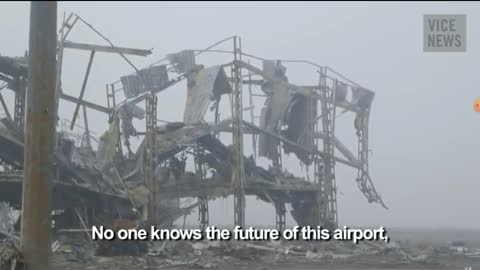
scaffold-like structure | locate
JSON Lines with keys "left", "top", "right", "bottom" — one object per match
{"left": 0, "top": 13, "right": 387, "bottom": 234}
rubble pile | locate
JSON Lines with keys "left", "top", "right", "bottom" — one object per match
{"left": 32, "top": 236, "right": 479, "bottom": 269}
{"left": 0, "top": 239, "right": 21, "bottom": 270}
{"left": 1, "top": 227, "right": 479, "bottom": 269}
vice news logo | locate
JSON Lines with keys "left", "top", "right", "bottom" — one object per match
{"left": 423, "top": 14, "right": 466, "bottom": 52}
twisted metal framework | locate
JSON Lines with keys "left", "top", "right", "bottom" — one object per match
{"left": 317, "top": 68, "right": 338, "bottom": 228}
{"left": 0, "top": 13, "right": 387, "bottom": 231}
{"left": 145, "top": 94, "right": 158, "bottom": 223}
{"left": 194, "top": 146, "right": 209, "bottom": 231}
{"left": 13, "top": 77, "right": 26, "bottom": 129}
{"left": 356, "top": 109, "right": 386, "bottom": 208}
{"left": 231, "top": 36, "right": 246, "bottom": 228}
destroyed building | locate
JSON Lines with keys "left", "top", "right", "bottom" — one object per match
{"left": 0, "top": 13, "right": 387, "bottom": 241}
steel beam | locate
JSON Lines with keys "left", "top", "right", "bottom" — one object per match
{"left": 232, "top": 37, "right": 246, "bottom": 228}
{"left": 195, "top": 147, "right": 209, "bottom": 231}
{"left": 317, "top": 69, "right": 338, "bottom": 228}
{"left": 0, "top": 92, "right": 12, "bottom": 123}
{"left": 13, "top": 77, "right": 26, "bottom": 129}
{"left": 61, "top": 92, "right": 111, "bottom": 114}
{"left": 70, "top": 50, "right": 95, "bottom": 130}
{"left": 62, "top": 41, "right": 152, "bottom": 56}
{"left": 275, "top": 202, "right": 286, "bottom": 232}
{"left": 145, "top": 94, "right": 158, "bottom": 224}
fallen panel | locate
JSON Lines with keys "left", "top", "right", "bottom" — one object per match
{"left": 183, "top": 66, "right": 232, "bottom": 124}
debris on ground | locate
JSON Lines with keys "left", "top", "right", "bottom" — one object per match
{"left": 7, "top": 236, "right": 463, "bottom": 269}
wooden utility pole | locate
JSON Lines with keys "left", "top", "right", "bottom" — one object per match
{"left": 21, "top": 2, "right": 57, "bottom": 270}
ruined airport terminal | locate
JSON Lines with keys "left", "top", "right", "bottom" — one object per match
{"left": 0, "top": 4, "right": 479, "bottom": 270}
{"left": 0, "top": 11, "right": 386, "bottom": 232}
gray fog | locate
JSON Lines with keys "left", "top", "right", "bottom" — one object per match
{"left": 1, "top": 1, "right": 479, "bottom": 229}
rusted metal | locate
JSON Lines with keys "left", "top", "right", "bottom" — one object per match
{"left": 21, "top": 2, "right": 57, "bottom": 270}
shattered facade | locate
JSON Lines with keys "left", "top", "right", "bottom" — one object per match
{"left": 0, "top": 13, "right": 387, "bottom": 253}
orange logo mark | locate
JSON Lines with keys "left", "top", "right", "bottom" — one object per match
{"left": 475, "top": 98, "right": 480, "bottom": 112}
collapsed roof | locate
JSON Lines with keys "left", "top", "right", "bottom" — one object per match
{"left": 0, "top": 13, "right": 386, "bottom": 232}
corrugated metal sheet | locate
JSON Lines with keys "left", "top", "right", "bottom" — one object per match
{"left": 120, "top": 65, "right": 168, "bottom": 98}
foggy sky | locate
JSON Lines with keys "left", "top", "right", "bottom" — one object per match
{"left": 1, "top": 1, "right": 479, "bottom": 229}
